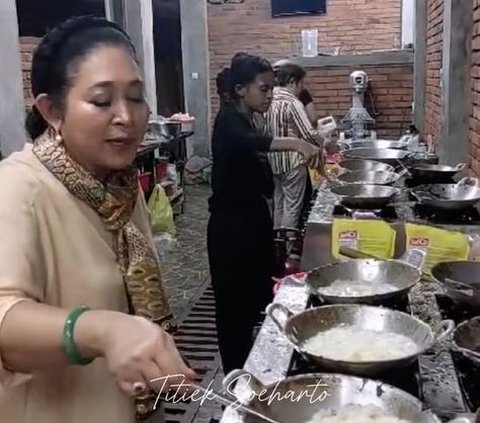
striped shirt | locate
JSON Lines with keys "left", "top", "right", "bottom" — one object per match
{"left": 263, "top": 87, "right": 323, "bottom": 175}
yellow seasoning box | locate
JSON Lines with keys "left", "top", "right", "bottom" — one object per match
{"left": 405, "top": 223, "right": 470, "bottom": 273}
{"left": 332, "top": 218, "right": 397, "bottom": 260}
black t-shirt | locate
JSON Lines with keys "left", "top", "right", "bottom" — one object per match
{"left": 209, "top": 105, "right": 274, "bottom": 212}
{"left": 298, "top": 89, "right": 313, "bottom": 107}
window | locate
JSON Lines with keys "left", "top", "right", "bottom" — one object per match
{"left": 16, "top": 0, "right": 105, "bottom": 37}
{"left": 271, "top": 0, "right": 326, "bottom": 17}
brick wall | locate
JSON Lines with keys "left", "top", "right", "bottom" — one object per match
{"left": 470, "top": 2, "right": 480, "bottom": 175}
{"left": 19, "top": 37, "right": 41, "bottom": 108}
{"left": 304, "top": 64, "right": 413, "bottom": 138}
{"left": 208, "top": 0, "right": 407, "bottom": 137}
{"left": 210, "top": 61, "right": 412, "bottom": 138}
{"left": 423, "top": 0, "right": 443, "bottom": 142}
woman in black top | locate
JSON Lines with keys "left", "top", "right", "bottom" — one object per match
{"left": 208, "top": 54, "right": 321, "bottom": 372}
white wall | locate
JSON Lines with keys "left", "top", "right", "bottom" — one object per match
{"left": 402, "top": 0, "right": 415, "bottom": 47}
{"left": 0, "top": 0, "right": 26, "bottom": 157}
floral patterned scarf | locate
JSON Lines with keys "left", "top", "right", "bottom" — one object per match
{"left": 32, "top": 135, "right": 176, "bottom": 419}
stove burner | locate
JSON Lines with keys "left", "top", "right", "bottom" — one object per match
{"left": 333, "top": 205, "right": 398, "bottom": 220}
{"left": 414, "top": 204, "right": 480, "bottom": 225}
{"left": 435, "top": 294, "right": 480, "bottom": 411}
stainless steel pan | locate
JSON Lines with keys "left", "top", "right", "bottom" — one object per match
{"left": 339, "top": 158, "right": 395, "bottom": 173}
{"left": 265, "top": 303, "right": 454, "bottom": 377}
{"left": 330, "top": 184, "right": 400, "bottom": 209}
{"left": 305, "top": 258, "right": 420, "bottom": 305}
{"left": 431, "top": 261, "right": 480, "bottom": 308}
{"left": 343, "top": 148, "right": 412, "bottom": 164}
{"left": 452, "top": 316, "right": 480, "bottom": 368}
{"left": 222, "top": 370, "right": 443, "bottom": 423}
{"left": 335, "top": 170, "right": 401, "bottom": 185}
{"left": 409, "top": 163, "right": 466, "bottom": 180}
{"left": 343, "top": 139, "right": 409, "bottom": 150}
{"left": 411, "top": 178, "right": 480, "bottom": 210}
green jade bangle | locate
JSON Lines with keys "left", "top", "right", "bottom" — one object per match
{"left": 62, "top": 305, "right": 94, "bottom": 365}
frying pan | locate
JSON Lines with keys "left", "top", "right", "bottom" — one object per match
{"left": 222, "top": 370, "right": 444, "bottom": 423}
{"left": 343, "top": 148, "right": 412, "bottom": 164}
{"left": 410, "top": 178, "right": 480, "bottom": 211}
{"left": 330, "top": 184, "right": 400, "bottom": 209}
{"left": 335, "top": 170, "right": 401, "bottom": 185}
{"left": 338, "top": 159, "right": 395, "bottom": 173}
{"left": 409, "top": 163, "right": 466, "bottom": 180}
{"left": 344, "top": 139, "right": 409, "bottom": 150}
{"left": 431, "top": 261, "right": 480, "bottom": 308}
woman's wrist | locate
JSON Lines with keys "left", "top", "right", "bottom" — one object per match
{"left": 73, "top": 309, "right": 112, "bottom": 360}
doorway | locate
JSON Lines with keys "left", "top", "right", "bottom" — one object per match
{"left": 152, "top": 0, "right": 185, "bottom": 117}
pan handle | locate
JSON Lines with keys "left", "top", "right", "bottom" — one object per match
{"left": 265, "top": 303, "right": 292, "bottom": 334}
{"left": 338, "top": 140, "right": 351, "bottom": 151}
{"left": 444, "top": 278, "right": 475, "bottom": 296}
{"left": 338, "top": 246, "right": 378, "bottom": 259}
{"left": 222, "top": 369, "right": 266, "bottom": 402}
{"left": 432, "top": 319, "right": 455, "bottom": 346}
{"left": 457, "top": 177, "right": 480, "bottom": 187}
{"left": 452, "top": 344, "right": 480, "bottom": 363}
{"left": 395, "top": 159, "right": 411, "bottom": 177}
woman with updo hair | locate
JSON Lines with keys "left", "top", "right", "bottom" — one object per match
{"left": 208, "top": 53, "right": 322, "bottom": 373}
{"left": 0, "top": 16, "right": 194, "bottom": 423}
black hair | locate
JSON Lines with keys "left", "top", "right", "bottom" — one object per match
{"left": 232, "top": 52, "right": 249, "bottom": 61}
{"left": 26, "top": 16, "right": 137, "bottom": 140}
{"left": 275, "top": 63, "right": 306, "bottom": 87}
{"left": 216, "top": 67, "right": 231, "bottom": 98}
{"left": 228, "top": 53, "right": 273, "bottom": 99}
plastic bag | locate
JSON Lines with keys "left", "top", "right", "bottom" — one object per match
{"left": 147, "top": 184, "right": 175, "bottom": 236}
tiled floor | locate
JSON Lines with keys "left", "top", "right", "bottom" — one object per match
{"left": 159, "top": 184, "right": 211, "bottom": 321}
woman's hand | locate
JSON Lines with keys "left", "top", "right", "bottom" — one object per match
{"left": 79, "top": 311, "right": 196, "bottom": 397}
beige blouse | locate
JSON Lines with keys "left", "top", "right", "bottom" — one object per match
{"left": 0, "top": 145, "right": 162, "bottom": 423}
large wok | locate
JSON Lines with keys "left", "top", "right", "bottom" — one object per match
{"left": 452, "top": 316, "right": 480, "bottom": 368}
{"left": 265, "top": 303, "right": 454, "bottom": 377}
{"left": 410, "top": 178, "right": 480, "bottom": 211}
{"left": 222, "top": 370, "right": 443, "bottom": 423}
{"left": 331, "top": 184, "right": 400, "bottom": 209}
{"left": 409, "top": 163, "right": 466, "bottom": 181}
{"left": 344, "top": 139, "right": 409, "bottom": 150}
{"left": 335, "top": 170, "right": 401, "bottom": 185}
{"left": 339, "top": 158, "right": 395, "bottom": 173}
{"left": 304, "top": 258, "right": 420, "bottom": 305}
{"left": 344, "top": 148, "right": 412, "bottom": 164}
{"left": 431, "top": 261, "right": 480, "bottom": 308}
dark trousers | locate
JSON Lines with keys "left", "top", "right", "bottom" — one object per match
{"left": 207, "top": 199, "right": 274, "bottom": 373}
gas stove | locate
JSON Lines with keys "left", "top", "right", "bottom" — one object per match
{"left": 220, "top": 278, "right": 479, "bottom": 423}
{"left": 302, "top": 178, "right": 480, "bottom": 270}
